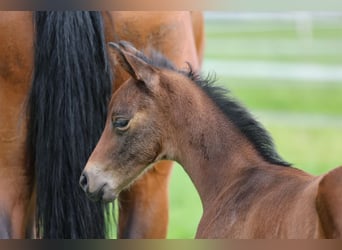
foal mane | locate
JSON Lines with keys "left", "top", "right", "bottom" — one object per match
{"left": 187, "top": 70, "right": 290, "bottom": 167}
{"left": 134, "top": 47, "right": 290, "bottom": 167}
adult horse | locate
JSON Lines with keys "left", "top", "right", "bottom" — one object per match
{"left": 0, "top": 11, "right": 203, "bottom": 238}
{"left": 80, "top": 42, "right": 342, "bottom": 238}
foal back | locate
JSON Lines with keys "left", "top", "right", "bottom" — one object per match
{"left": 197, "top": 165, "right": 342, "bottom": 239}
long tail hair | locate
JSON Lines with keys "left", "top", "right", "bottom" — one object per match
{"left": 27, "top": 11, "right": 113, "bottom": 238}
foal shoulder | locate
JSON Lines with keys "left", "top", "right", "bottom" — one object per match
{"left": 316, "top": 166, "right": 342, "bottom": 238}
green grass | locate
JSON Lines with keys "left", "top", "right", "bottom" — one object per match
{"left": 168, "top": 165, "right": 202, "bottom": 239}
{"left": 204, "top": 20, "right": 342, "bottom": 64}
{"left": 205, "top": 39, "right": 342, "bottom": 64}
{"left": 205, "top": 55, "right": 342, "bottom": 64}
{"left": 218, "top": 78, "right": 342, "bottom": 115}
{"left": 205, "top": 21, "right": 342, "bottom": 39}
{"left": 265, "top": 125, "right": 342, "bottom": 175}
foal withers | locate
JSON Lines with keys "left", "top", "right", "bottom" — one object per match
{"left": 80, "top": 41, "right": 342, "bottom": 238}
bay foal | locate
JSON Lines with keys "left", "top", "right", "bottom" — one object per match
{"left": 80, "top": 42, "right": 342, "bottom": 238}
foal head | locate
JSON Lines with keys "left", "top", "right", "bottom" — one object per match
{"left": 79, "top": 41, "right": 190, "bottom": 202}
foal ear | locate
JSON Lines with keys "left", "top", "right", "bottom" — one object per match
{"left": 108, "top": 42, "right": 157, "bottom": 85}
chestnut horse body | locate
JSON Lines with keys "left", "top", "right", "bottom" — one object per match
{"left": 81, "top": 42, "right": 342, "bottom": 239}
{"left": 0, "top": 11, "right": 203, "bottom": 238}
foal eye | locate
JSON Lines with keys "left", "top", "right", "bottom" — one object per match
{"left": 112, "top": 117, "right": 130, "bottom": 131}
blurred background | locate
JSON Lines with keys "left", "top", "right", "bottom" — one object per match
{"left": 167, "top": 11, "right": 342, "bottom": 238}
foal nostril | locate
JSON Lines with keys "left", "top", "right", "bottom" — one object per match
{"left": 79, "top": 172, "right": 89, "bottom": 192}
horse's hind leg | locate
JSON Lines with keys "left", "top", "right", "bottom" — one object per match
{"left": 118, "top": 161, "right": 172, "bottom": 238}
{"left": 316, "top": 166, "right": 342, "bottom": 238}
{"left": 0, "top": 209, "right": 11, "bottom": 238}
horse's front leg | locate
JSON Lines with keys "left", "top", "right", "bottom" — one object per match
{"left": 117, "top": 161, "right": 173, "bottom": 238}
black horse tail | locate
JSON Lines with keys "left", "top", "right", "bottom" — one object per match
{"left": 27, "top": 11, "right": 113, "bottom": 238}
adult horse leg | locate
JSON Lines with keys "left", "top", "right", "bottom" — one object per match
{"left": 105, "top": 11, "right": 203, "bottom": 238}
{"left": 117, "top": 161, "right": 172, "bottom": 238}
{"left": 0, "top": 11, "right": 35, "bottom": 238}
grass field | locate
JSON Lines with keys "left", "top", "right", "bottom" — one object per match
{"left": 166, "top": 12, "right": 342, "bottom": 238}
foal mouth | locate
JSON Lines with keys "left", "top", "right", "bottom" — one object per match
{"left": 85, "top": 184, "right": 106, "bottom": 202}
{"left": 86, "top": 184, "right": 118, "bottom": 203}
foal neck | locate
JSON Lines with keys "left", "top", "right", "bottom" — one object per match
{"left": 166, "top": 77, "right": 269, "bottom": 209}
